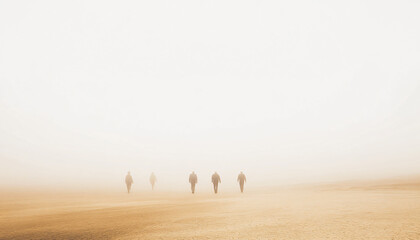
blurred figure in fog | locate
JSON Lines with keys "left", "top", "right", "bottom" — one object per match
{"left": 125, "top": 171, "right": 133, "bottom": 193}
{"left": 237, "top": 171, "right": 246, "bottom": 193}
{"left": 189, "top": 171, "right": 198, "bottom": 194}
{"left": 211, "top": 172, "right": 221, "bottom": 194}
{"left": 149, "top": 172, "right": 157, "bottom": 190}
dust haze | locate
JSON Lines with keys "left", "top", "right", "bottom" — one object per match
{"left": 1, "top": 0, "right": 420, "bottom": 191}
{"left": 1, "top": 0, "right": 420, "bottom": 239}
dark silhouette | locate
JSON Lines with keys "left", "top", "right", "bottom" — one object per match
{"left": 189, "top": 171, "right": 198, "bottom": 194}
{"left": 149, "top": 172, "right": 157, "bottom": 190}
{"left": 125, "top": 171, "right": 133, "bottom": 193}
{"left": 211, "top": 172, "right": 221, "bottom": 194}
{"left": 237, "top": 171, "right": 246, "bottom": 193}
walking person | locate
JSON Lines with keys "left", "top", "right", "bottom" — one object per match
{"left": 211, "top": 172, "right": 221, "bottom": 194}
{"left": 125, "top": 171, "right": 133, "bottom": 193}
{"left": 237, "top": 171, "right": 246, "bottom": 193}
{"left": 150, "top": 172, "right": 157, "bottom": 190}
{"left": 189, "top": 171, "right": 198, "bottom": 194}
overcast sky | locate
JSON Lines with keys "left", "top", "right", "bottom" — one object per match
{"left": 1, "top": 0, "right": 419, "bottom": 191}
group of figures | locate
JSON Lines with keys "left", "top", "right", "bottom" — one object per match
{"left": 125, "top": 171, "right": 247, "bottom": 194}
{"left": 124, "top": 172, "right": 157, "bottom": 193}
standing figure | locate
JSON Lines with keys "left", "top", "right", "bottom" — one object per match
{"left": 125, "top": 171, "right": 133, "bottom": 193}
{"left": 237, "top": 171, "right": 246, "bottom": 193}
{"left": 149, "top": 172, "right": 157, "bottom": 190}
{"left": 189, "top": 171, "right": 198, "bottom": 194}
{"left": 211, "top": 172, "right": 221, "bottom": 194}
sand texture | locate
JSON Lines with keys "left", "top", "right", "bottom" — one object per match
{"left": 1, "top": 182, "right": 420, "bottom": 239}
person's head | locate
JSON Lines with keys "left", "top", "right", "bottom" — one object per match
{"left": 192, "top": 171, "right": 195, "bottom": 174}
{"left": 240, "top": 171, "right": 243, "bottom": 174}
{"left": 127, "top": 171, "right": 131, "bottom": 175}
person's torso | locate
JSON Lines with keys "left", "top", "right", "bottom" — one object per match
{"left": 212, "top": 174, "right": 220, "bottom": 182}
{"left": 125, "top": 175, "right": 132, "bottom": 183}
{"left": 190, "top": 174, "right": 197, "bottom": 183}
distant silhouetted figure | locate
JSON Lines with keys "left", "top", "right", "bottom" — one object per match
{"left": 149, "top": 172, "right": 157, "bottom": 190}
{"left": 125, "top": 171, "right": 133, "bottom": 193}
{"left": 237, "top": 171, "right": 246, "bottom": 193}
{"left": 189, "top": 171, "right": 198, "bottom": 194}
{"left": 211, "top": 172, "right": 221, "bottom": 194}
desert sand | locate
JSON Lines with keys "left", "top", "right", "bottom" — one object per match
{"left": 1, "top": 181, "right": 420, "bottom": 240}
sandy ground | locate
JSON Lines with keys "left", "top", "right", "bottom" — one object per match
{"left": 1, "top": 182, "right": 420, "bottom": 240}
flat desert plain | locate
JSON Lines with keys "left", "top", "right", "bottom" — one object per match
{"left": 1, "top": 181, "right": 420, "bottom": 239}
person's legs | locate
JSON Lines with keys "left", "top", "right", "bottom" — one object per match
{"left": 214, "top": 183, "right": 218, "bottom": 194}
{"left": 191, "top": 183, "right": 195, "bottom": 193}
{"left": 126, "top": 184, "right": 131, "bottom": 193}
{"left": 240, "top": 183, "right": 244, "bottom": 193}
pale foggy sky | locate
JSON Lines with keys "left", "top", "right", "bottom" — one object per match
{"left": 1, "top": 0, "right": 419, "bottom": 191}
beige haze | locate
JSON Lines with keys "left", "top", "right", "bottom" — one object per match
{"left": 1, "top": 1, "right": 420, "bottom": 239}
{"left": 0, "top": 1, "right": 419, "bottom": 191}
